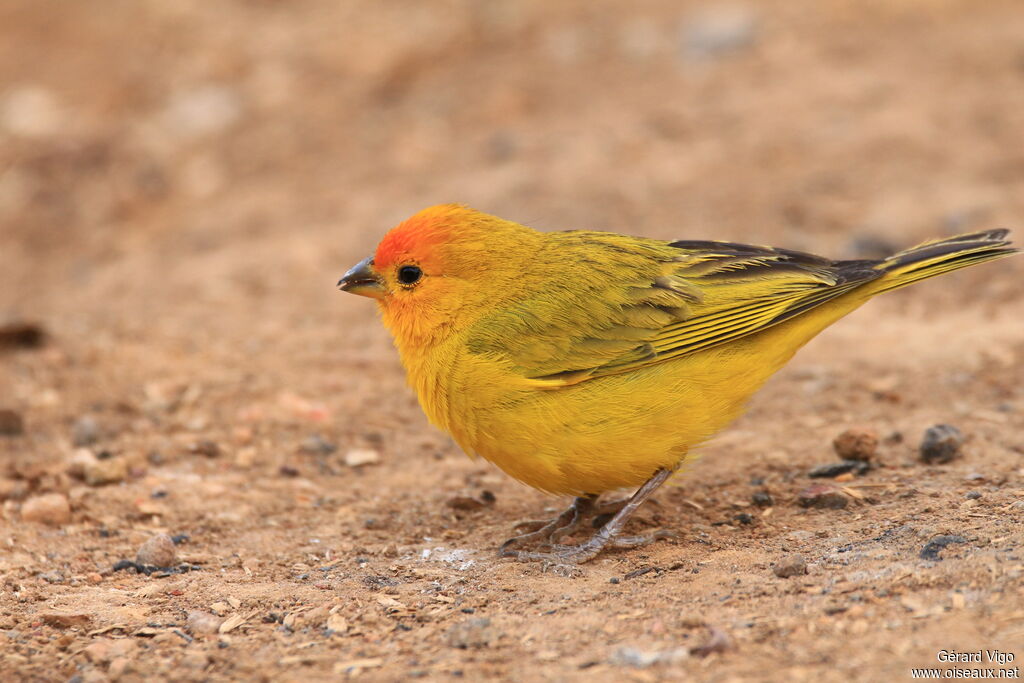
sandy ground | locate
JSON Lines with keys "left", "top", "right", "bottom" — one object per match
{"left": 2, "top": 1, "right": 1024, "bottom": 681}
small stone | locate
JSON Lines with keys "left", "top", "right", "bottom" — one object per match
{"left": 808, "top": 460, "right": 870, "bottom": 479}
{"left": 884, "top": 431, "right": 904, "bottom": 445}
{"left": 964, "top": 491, "right": 982, "bottom": 500}
{"left": 0, "top": 409, "right": 24, "bottom": 436}
{"left": 751, "top": 490, "right": 773, "bottom": 507}
{"left": 162, "top": 85, "right": 242, "bottom": 140}
{"left": 326, "top": 613, "right": 349, "bottom": 635}
{"left": 344, "top": 448, "right": 380, "bottom": 467}
{"left": 84, "top": 457, "right": 127, "bottom": 486}
{"left": 798, "top": 483, "right": 849, "bottom": 509}
{"left": 0, "top": 86, "right": 64, "bottom": 138}
{"left": 21, "top": 493, "right": 71, "bottom": 525}
{"left": 38, "top": 571, "right": 64, "bottom": 584}
{"left": 920, "top": 535, "right": 967, "bottom": 561}
{"left": 0, "top": 321, "right": 46, "bottom": 349}
{"left": 299, "top": 434, "right": 336, "bottom": 455}
{"left": 832, "top": 428, "right": 878, "bottom": 462}
{"left": 40, "top": 613, "right": 91, "bottom": 629}
{"left": 919, "top": 424, "right": 964, "bottom": 464}
{"left": 136, "top": 533, "right": 178, "bottom": 567}
{"left": 71, "top": 416, "right": 100, "bottom": 447}
{"left": 183, "top": 651, "right": 209, "bottom": 670}
{"left": 446, "top": 495, "right": 490, "bottom": 511}
{"left": 188, "top": 440, "right": 221, "bottom": 458}
{"left": 611, "top": 646, "right": 690, "bottom": 668}
{"left": 67, "top": 448, "right": 99, "bottom": 479}
{"left": 83, "top": 638, "right": 136, "bottom": 664}
{"left": 446, "top": 617, "right": 493, "bottom": 649}
{"left": 772, "top": 555, "right": 808, "bottom": 578}
{"left": 187, "top": 610, "right": 224, "bottom": 635}
{"left": 108, "top": 657, "right": 131, "bottom": 680}
{"left": 209, "top": 602, "right": 231, "bottom": 616}
{"left": 680, "top": 6, "right": 758, "bottom": 61}
{"left": 86, "top": 572, "right": 103, "bottom": 584}
{"left": 0, "top": 478, "right": 29, "bottom": 501}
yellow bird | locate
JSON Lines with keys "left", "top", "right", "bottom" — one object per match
{"left": 338, "top": 205, "right": 1016, "bottom": 562}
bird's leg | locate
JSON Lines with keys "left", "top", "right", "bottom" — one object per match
{"left": 500, "top": 468, "right": 675, "bottom": 564}
{"left": 589, "top": 497, "right": 630, "bottom": 530}
{"left": 499, "top": 496, "right": 596, "bottom": 556}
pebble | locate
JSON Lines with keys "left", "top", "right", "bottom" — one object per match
{"left": 0, "top": 85, "right": 64, "bottom": 138}
{"left": 919, "top": 424, "right": 964, "bottom": 464}
{"left": 84, "top": 457, "right": 128, "bottom": 486}
{"left": 446, "top": 493, "right": 496, "bottom": 511}
{"left": 344, "top": 448, "right": 380, "bottom": 467}
{"left": 21, "top": 493, "right": 71, "bottom": 525}
{"left": 751, "top": 490, "right": 773, "bottom": 507}
{"left": 0, "top": 321, "right": 46, "bottom": 349}
{"left": 446, "top": 617, "right": 493, "bottom": 649}
{"left": 182, "top": 651, "right": 210, "bottom": 670}
{"left": 772, "top": 555, "right": 808, "bottom": 578}
{"left": 0, "top": 409, "right": 24, "bottom": 436}
{"left": 40, "top": 613, "right": 91, "bottom": 629}
{"left": 919, "top": 535, "right": 967, "bottom": 561}
{"left": 136, "top": 533, "right": 178, "bottom": 567}
{"left": 447, "top": 496, "right": 484, "bottom": 511}
{"left": 162, "top": 85, "right": 242, "bottom": 140}
{"left": 187, "top": 610, "right": 224, "bottom": 635}
{"left": 798, "top": 483, "right": 849, "bottom": 509}
{"left": 680, "top": 6, "right": 758, "bottom": 61}
{"left": 611, "top": 646, "right": 690, "bottom": 668}
{"left": 71, "top": 416, "right": 100, "bottom": 447}
{"left": 300, "top": 434, "right": 337, "bottom": 455}
{"left": 832, "top": 428, "right": 878, "bottom": 462}
{"left": 66, "top": 448, "right": 99, "bottom": 479}
{"left": 808, "top": 460, "right": 870, "bottom": 479}
{"left": 0, "top": 478, "right": 29, "bottom": 501}
{"left": 189, "top": 440, "right": 221, "bottom": 458}
{"left": 964, "top": 491, "right": 982, "bottom": 500}
{"left": 83, "top": 638, "right": 136, "bottom": 664}
{"left": 108, "top": 657, "right": 131, "bottom": 680}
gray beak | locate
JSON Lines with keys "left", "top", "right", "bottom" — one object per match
{"left": 337, "top": 256, "right": 384, "bottom": 299}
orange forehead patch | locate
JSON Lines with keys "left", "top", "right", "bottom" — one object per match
{"left": 374, "top": 204, "right": 466, "bottom": 270}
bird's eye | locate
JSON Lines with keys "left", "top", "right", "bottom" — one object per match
{"left": 397, "top": 265, "right": 422, "bottom": 285}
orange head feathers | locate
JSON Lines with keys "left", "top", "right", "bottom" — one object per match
{"left": 338, "top": 204, "right": 543, "bottom": 345}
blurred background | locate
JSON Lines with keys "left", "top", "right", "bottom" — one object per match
{"left": 5, "top": 2, "right": 1024, "bottom": 276}
{"left": 5, "top": 0, "right": 1024, "bottom": 452}
{"left": 3, "top": 0, "right": 1024, "bottom": 448}
{"left": 2, "top": 3, "right": 1024, "bottom": 679}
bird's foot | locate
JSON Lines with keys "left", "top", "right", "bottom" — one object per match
{"left": 499, "top": 495, "right": 596, "bottom": 557}
{"left": 503, "top": 529, "right": 678, "bottom": 565}
{"left": 498, "top": 469, "right": 675, "bottom": 565}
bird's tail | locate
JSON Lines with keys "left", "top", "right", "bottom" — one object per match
{"left": 870, "top": 229, "right": 1017, "bottom": 294}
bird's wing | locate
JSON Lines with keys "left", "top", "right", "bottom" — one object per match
{"left": 469, "top": 232, "right": 882, "bottom": 387}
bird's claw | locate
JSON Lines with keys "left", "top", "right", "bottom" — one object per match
{"left": 498, "top": 471, "right": 677, "bottom": 564}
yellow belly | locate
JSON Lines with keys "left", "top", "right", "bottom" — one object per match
{"left": 414, "top": 293, "right": 871, "bottom": 496}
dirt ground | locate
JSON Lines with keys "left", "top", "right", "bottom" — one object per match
{"left": 3, "top": 1, "right": 1024, "bottom": 681}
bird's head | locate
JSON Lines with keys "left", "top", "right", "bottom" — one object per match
{"left": 338, "top": 204, "right": 542, "bottom": 344}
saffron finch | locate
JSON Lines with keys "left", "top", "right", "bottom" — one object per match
{"left": 338, "top": 205, "right": 1016, "bottom": 563}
